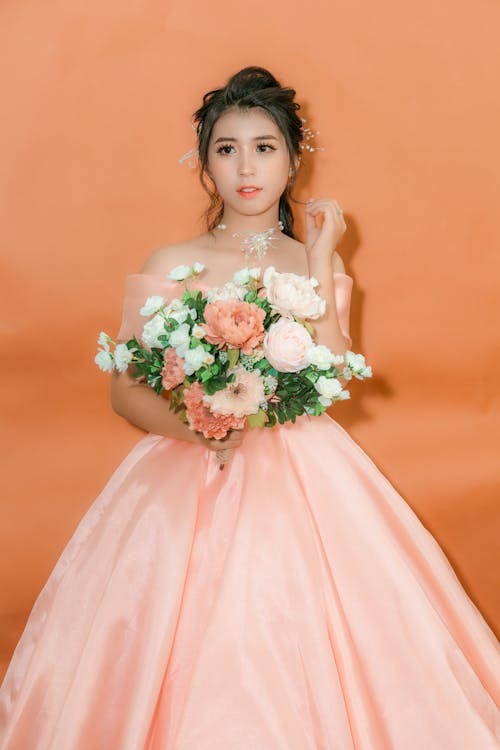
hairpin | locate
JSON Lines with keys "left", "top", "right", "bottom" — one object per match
{"left": 178, "top": 116, "right": 325, "bottom": 167}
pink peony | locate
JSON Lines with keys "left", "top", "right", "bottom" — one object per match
{"left": 202, "top": 300, "right": 266, "bottom": 355}
{"left": 161, "top": 348, "right": 185, "bottom": 390}
{"left": 183, "top": 381, "right": 246, "bottom": 439}
{"left": 203, "top": 366, "right": 266, "bottom": 418}
{"left": 263, "top": 266, "right": 326, "bottom": 319}
{"left": 263, "top": 318, "right": 314, "bottom": 373}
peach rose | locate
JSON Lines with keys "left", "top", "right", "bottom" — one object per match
{"left": 202, "top": 300, "right": 265, "bottom": 355}
{"left": 262, "top": 318, "right": 314, "bottom": 373}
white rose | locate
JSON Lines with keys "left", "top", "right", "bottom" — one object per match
{"left": 314, "top": 376, "right": 344, "bottom": 406}
{"left": 206, "top": 281, "right": 247, "bottom": 302}
{"left": 306, "top": 344, "right": 344, "bottom": 370}
{"left": 191, "top": 323, "right": 205, "bottom": 339}
{"left": 169, "top": 322, "right": 191, "bottom": 356}
{"left": 141, "top": 314, "right": 167, "bottom": 348}
{"left": 94, "top": 349, "right": 114, "bottom": 372}
{"left": 140, "top": 295, "right": 165, "bottom": 316}
{"left": 113, "top": 343, "right": 135, "bottom": 373}
{"left": 344, "top": 351, "right": 373, "bottom": 378}
{"left": 262, "top": 266, "right": 326, "bottom": 320}
{"left": 167, "top": 264, "right": 192, "bottom": 281}
{"left": 183, "top": 346, "right": 213, "bottom": 375}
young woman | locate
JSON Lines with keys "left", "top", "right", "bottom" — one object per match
{"left": 1, "top": 65, "right": 498, "bottom": 749}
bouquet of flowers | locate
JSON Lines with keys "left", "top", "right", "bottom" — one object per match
{"left": 95, "top": 263, "right": 372, "bottom": 469}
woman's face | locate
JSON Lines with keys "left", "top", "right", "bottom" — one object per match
{"left": 206, "top": 107, "right": 298, "bottom": 217}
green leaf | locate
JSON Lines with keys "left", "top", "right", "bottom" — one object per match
{"left": 247, "top": 409, "right": 269, "bottom": 428}
{"left": 227, "top": 348, "right": 240, "bottom": 368}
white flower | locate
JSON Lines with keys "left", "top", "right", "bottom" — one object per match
{"left": 141, "top": 314, "right": 167, "bottom": 348}
{"left": 167, "top": 264, "right": 192, "bottom": 281}
{"left": 205, "top": 281, "right": 247, "bottom": 302}
{"left": 262, "top": 266, "right": 326, "bottom": 320}
{"left": 140, "top": 295, "right": 165, "bottom": 316}
{"left": 95, "top": 349, "right": 114, "bottom": 372}
{"left": 169, "top": 322, "right": 191, "bottom": 356}
{"left": 113, "top": 343, "right": 135, "bottom": 373}
{"left": 314, "top": 376, "right": 345, "bottom": 406}
{"left": 191, "top": 323, "right": 205, "bottom": 339}
{"left": 183, "top": 346, "right": 214, "bottom": 375}
{"left": 97, "top": 331, "right": 112, "bottom": 350}
{"left": 344, "top": 351, "right": 373, "bottom": 378}
{"left": 232, "top": 266, "right": 261, "bottom": 285}
{"left": 161, "top": 298, "right": 189, "bottom": 324}
{"left": 306, "top": 344, "right": 344, "bottom": 370}
{"left": 188, "top": 307, "right": 198, "bottom": 320}
{"left": 192, "top": 262, "right": 205, "bottom": 274}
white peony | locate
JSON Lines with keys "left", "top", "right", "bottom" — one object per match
{"left": 169, "top": 322, "right": 191, "bottom": 356}
{"left": 262, "top": 266, "right": 326, "bottom": 320}
{"left": 113, "top": 343, "right": 135, "bottom": 373}
{"left": 306, "top": 344, "right": 345, "bottom": 370}
{"left": 167, "top": 264, "right": 192, "bottom": 281}
{"left": 205, "top": 281, "right": 247, "bottom": 302}
{"left": 141, "top": 314, "right": 167, "bottom": 348}
{"left": 94, "top": 349, "right": 114, "bottom": 372}
{"left": 183, "top": 346, "right": 214, "bottom": 375}
{"left": 140, "top": 295, "right": 165, "bottom": 316}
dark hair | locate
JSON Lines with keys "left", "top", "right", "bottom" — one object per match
{"left": 192, "top": 66, "right": 305, "bottom": 240}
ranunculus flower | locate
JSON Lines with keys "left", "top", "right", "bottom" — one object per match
{"left": 203, "top": 365, "right": 265, "bottom": 418}
{"left": 202, "top": 300, "right": 266, "bottom": 354}
{"left": 184, "top": 381, "right": 245, "bottom": 439}
{"left": 262, "top": 266, "right": 326, "bottom": 319}
{"left": 314, "top": 375, "right": 349, "bottom": 406}
{"left": 161, "top": 348, "right": 185, "bottom": 390}
{"left": 262, "top": 318, "right": 314, "bottom": 372}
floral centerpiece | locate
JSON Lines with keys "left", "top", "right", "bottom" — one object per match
{"left": 96, "top": 263, "right": 372, "bottom": 468}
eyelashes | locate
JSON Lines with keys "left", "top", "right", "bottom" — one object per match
{"left": 215, "top": 143, "right": 277, "bottom": 155}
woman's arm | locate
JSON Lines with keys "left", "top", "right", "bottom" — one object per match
{"left": 110, "top": 365, "right": 200, "bottom": 443}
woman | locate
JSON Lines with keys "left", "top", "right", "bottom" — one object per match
{"left": 1, "top": 65, "right": 498, "bottom": 749}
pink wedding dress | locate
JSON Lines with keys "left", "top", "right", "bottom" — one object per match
{"left": 1, "top": 271, "right": 499, "bottom": 749}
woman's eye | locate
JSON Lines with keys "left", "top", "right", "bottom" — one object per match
{"left": 215, "top": 143, "right": 276, "bottom": 155}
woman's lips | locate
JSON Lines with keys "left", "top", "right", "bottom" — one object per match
{"left": 237, "top": 188, "right": 262, "bottom": 199}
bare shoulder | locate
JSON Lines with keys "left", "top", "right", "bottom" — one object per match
{"left": 140, "top": 236, "right": 207, "bottom": 275}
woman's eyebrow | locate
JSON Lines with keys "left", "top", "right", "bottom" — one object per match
{"left": 214, "top": 135, "right": 279, "bottom": 143}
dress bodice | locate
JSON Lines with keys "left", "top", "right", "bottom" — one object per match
{"left": 116, "top": 271, "right": 353, "bottom": 348}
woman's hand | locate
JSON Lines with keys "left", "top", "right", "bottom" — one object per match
{"left": 305, "top": 197, "right": 347, "bottom": 266}
{"left": 193, "top": 427, "right": 246, "bottom": 468}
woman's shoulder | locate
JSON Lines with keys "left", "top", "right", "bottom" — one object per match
{"left": 140, "top": 235, "right": 210, "bottom": 275}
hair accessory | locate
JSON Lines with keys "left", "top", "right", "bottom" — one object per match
{"left": 216, "top": 221, "right": 284, "bottom": 261}
{"left": 179, "top": 117, "right": 325, "bottom": 167}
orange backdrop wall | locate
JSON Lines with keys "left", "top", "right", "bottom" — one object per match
{"left": 1, "top": 1, "right": 499, "bottom": 679}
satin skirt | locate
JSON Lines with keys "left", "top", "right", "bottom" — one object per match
{"left": 1, "top": 414, "right": 499, "bottom": 749}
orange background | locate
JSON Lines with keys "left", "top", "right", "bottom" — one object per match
{"left": 1, "top": 1, "right": 499, "bottom": 680}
